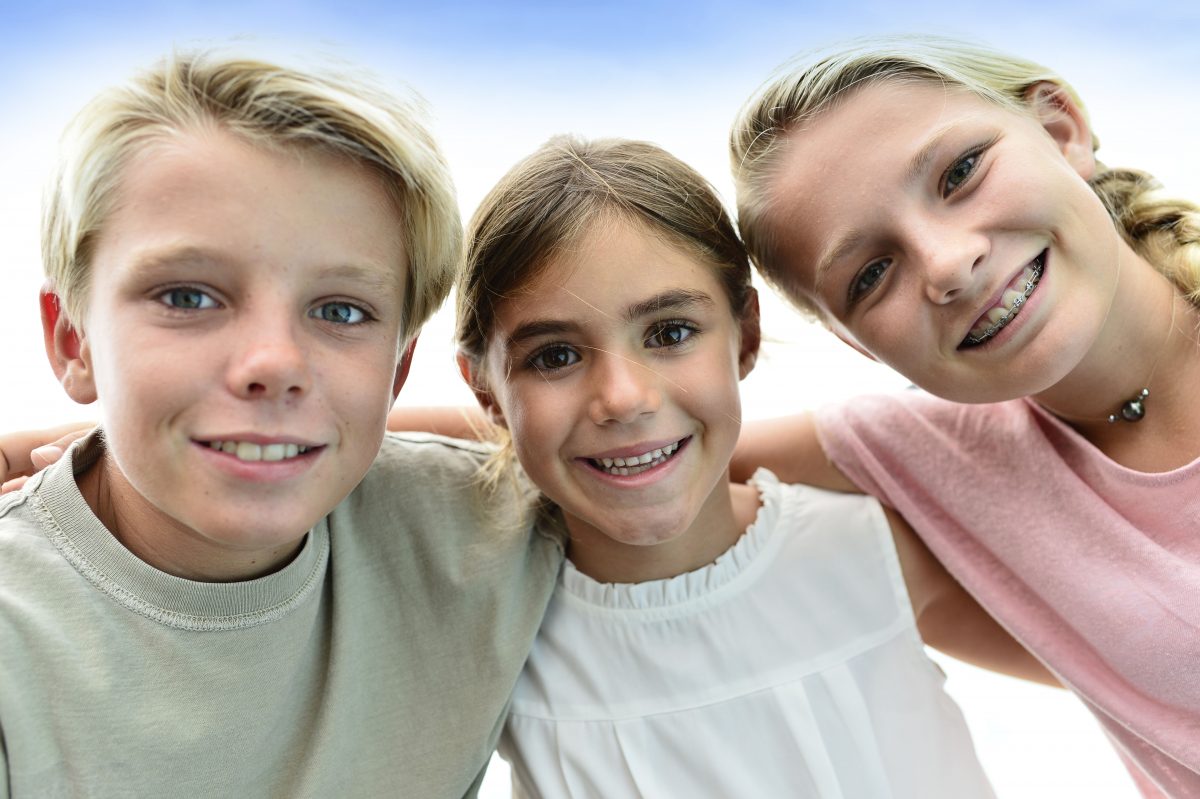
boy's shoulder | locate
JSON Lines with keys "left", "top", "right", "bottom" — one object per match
{"left": 0, "top": 450, "right": 78, "bottom": 552}
{"left": 375, "top": 430, "right": 500, "bottom": 471}
{"left": 338, "top": 430, "right": 556, "bottom": 549}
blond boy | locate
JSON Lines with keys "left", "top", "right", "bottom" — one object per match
{"left": 0, "top": 53, "right": 560, "bottom": 796}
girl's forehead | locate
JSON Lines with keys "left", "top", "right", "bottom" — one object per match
{"left": 499, "top": 221, "right": 726, "bottom": 319}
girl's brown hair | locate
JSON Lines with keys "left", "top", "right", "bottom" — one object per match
{"left": 455, "top": 136, "right": 755, "bottom": 485}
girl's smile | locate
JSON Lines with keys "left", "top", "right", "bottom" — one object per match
{"left": 961, "top": 250, "right": 1045, "bottom": 347}
{"left": 765, "top": 80, "right": 1125, "bottom": 405}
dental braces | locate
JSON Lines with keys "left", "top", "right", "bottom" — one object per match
{"left": 963, "top": 264, "right": 1044, "bottom": 346}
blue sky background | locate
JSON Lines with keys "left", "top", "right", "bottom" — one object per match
{"left": 4, "top": 1, "right": 1199, "bottom": 426}
{"left": 1, "top": 6, "right": 1196, "bottom": 792}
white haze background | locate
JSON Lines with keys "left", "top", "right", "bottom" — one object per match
{"left": 4, "top": 2, "right": 1199, "bottom": 795}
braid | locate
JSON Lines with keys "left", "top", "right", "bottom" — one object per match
{"left": 1090, "top": 167, "right": 1200, "bottom": 305}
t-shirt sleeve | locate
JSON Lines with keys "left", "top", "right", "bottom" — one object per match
{"left": 814, "top": 394, "right": 913, "bottom": 507}
{"left": 814, "top": 391, "right": 988, "bottom": 515}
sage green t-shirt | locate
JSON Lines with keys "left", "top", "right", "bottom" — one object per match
{"left": 0, "top": 431, "right": 563, "bottom": 798}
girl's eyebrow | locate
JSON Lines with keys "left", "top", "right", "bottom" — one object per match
{"left": 503, "top": 289, "right": 715, "bottom": 350}
{"left": 815, "top": 230, "right": 866, "bottom": 294}
{"left": 904, "top": 125, "right": 956, "bottom": 185}
{"left": 626, "top": 289, "right": 715, "bottom": 320}
{"left": 505, "top": 319, "right": 578, "bottom": 350}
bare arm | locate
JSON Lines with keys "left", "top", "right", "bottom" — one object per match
{"left": 886, "top": 505, "right": 1058, "bottom": 686}
{"left": 732, "top": 412, "right": 857, "bottom": 492}
{"left": 0, "top": 422, "right": 94, "bottom": 493}
{"left": 386, "top": 406, "right": 492, "bottom": 439}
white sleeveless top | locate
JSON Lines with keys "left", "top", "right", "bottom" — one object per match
{"left": 498, "top": 470, "right": 995, "bottom": 798}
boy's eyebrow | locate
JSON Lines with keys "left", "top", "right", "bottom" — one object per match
{"left": 504, "top": 289, "right": 716, "bottom": 350}
{"left": 127, "top": 247, "right": 402, "bottom": 293}
{"left": 128, "top": 245, "right": 223, "bottom": 274}
{"left": 319, "top": 263, "right": 403, "bottom": 295}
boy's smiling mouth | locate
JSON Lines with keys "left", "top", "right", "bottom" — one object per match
{"left": 585, "top": 437, "right": 688, "bottom": 477}
{"left": 961, "top": 250, "right": 1046, "bottom": 348}
{"left": 203, "top": 439, "right": 318, "bottom": 463}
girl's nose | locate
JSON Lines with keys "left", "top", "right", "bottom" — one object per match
{"left": 587, "top": 352, "right": 661, "bottom": 425}
{"left": 913, "top": 227, "right": 988, "bottom": 305}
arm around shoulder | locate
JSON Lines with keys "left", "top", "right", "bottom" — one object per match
{"left": 386, "top": 406, "right": 492, "bottom": 440}
{"left": 885, "top": 506, "right": 1059, "bottom": 687}
{"left": 732, "top": 412, "right": 858, "bottom": 492}
{"left": 0, "top": 422, "right": 94, "bottom": 493}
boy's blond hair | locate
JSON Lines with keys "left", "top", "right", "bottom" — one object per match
{"left": 43, "top": 51, "right": 461, "bottom": 341}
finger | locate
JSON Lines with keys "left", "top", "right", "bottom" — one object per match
{"left": 31, "top": 444, "right": 66, "bottom": 471}
{"left": 1, "top": 476, "right": 29, "bottom": 495}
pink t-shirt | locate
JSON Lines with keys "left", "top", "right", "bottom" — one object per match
{"left": 817, "top": 392, "right": 1200, "bottom": 797}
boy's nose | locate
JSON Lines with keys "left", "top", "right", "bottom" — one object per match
{"left": 227, "top": 322, "right": 312, "bottom": 400}
{"left": 587, "top": 353, "right": 661, "bottom": 425}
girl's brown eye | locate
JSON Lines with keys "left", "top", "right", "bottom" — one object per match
{"left": 530, "top": 345, "right": 579, "bottom": 372}
{"left": 645, "top": 322, "right": 696, "bottom": 349}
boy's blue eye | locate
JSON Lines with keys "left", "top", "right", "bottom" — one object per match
{"left": 848, "top": 259, "right": 891, "bottom": 304}
{"left": 529, "top": 345, "right": 579, "bottom": 371}
{"left": 311, "top": 302, "right": 366, "bottom": 324}
{"left": 161, "top": 288, "right": 217, "bottom": 310}
{"left": 645, "top": 322, "right": 695, "bottom": 349}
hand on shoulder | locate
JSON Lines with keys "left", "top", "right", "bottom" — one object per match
{"left": 0, "top": 422, "right": 94, "bottom": 493}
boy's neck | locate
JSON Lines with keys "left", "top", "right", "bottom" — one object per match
{"left": 76, "top": 454, "right": 306, "bottom": 583}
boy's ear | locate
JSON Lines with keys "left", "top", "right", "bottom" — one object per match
{"left": 738, "top": 288, "right": 762, "bottom": 380}
{"left": 456, "top": 352, "right": 507, "bottom": 428}
{"left": 41, "top": 289, "right": 98, "bottom": 404}
{"left": 391, "top": 336, "right": 419, "bottom": 399}
{"left": 1026, "top": 82, "right": 1096, "bottom": 180}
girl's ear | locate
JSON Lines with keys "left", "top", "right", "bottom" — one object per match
{"left": 1026, "top": 82, "right": 1096, "bottom": 180}
{"left": 738, "top": 288, "right": 762, "bottom": 380}
{"left": 41, "top": 288, "right": 98, "bottom": 404}
{"left": 456, "top": 352, "right": 507, "bottom": 428}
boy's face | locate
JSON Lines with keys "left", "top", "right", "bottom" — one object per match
{"left": 53, "top": 127, "right": 410, "bottom": 579}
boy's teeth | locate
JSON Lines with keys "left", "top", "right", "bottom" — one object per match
{"left": 207, "top": 440, "right": 310, "bottom": 462}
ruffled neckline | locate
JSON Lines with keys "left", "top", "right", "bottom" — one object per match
{"left": 558, "top": 469, "right": 783, "bottom": 610}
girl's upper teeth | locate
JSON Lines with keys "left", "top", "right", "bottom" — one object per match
{"left": 208, "top": 441, "right": 310, "bottom": 462}
{"left": 966, "top": 259, "right": 1044, "bottom": 344}
{"left": 597, "top": 441, "right": 680, "bottom": 469}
